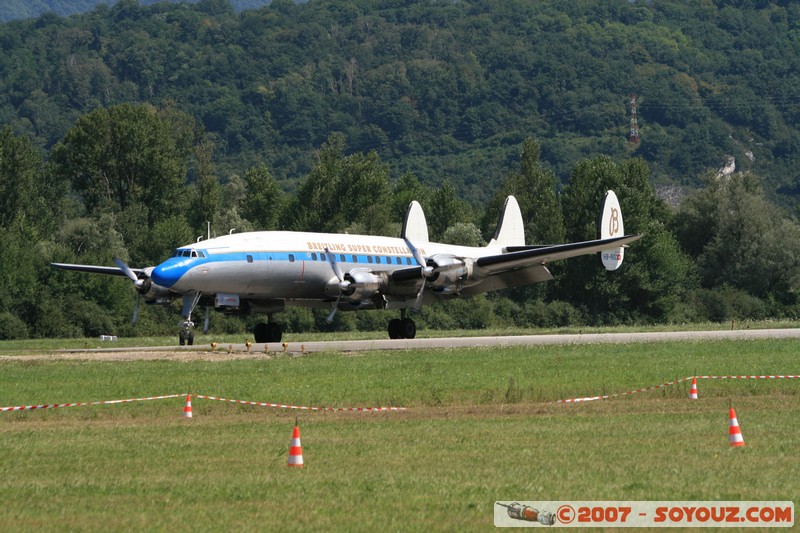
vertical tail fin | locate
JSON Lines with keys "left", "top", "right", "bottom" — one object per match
{"left": 401, "top": 201, "right": 429, "bottom": 242}
{"left": 597, "top": 190, "right": 625, "bottom": 270}
{"left": 488, "top": 196, "right": 525, "bottom": 248}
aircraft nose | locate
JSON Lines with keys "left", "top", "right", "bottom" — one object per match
{"left": 150, "top": 260, "right": 187, "bottom": 289}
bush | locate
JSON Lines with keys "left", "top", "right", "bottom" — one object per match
{"left": 0, "top": 311, "right": 29, "bottom": 340}
{"left": 691, "top": 287, "right": 768, "bottom": 322}
{"left": 522, "top": 300, "right": 584, "bottom": 328}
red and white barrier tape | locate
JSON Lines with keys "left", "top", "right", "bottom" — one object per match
{"left": 4, "top": 375, "right": 795, "bottom": 412}
{"left": 196, "top": 394, "right": 406, "bottom": 412}
{"left": 556, "top": 374, "right": 800, "bottom": 404}
{"left": 0, "top": 393, "right": 185, "bottom": 412}
{"left": 697, "top": 375, "right": 800, "bottom": 379}
{"left": 0, "top": 393, "right": 406, "bottom": 413}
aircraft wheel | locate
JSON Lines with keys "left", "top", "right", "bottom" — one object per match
{"left": 388, "top": 318, "right": 402, "bottom": 339}
{"left": 268, "top": 322, "right": 282, "bottom": 343}
{"left": 400, "top": 318, "right": 416, "bottom": 339}
{"left": 187, "top": 332, "right": 194, "bottom": 346}
{"left": 254, "top": 322, "right": 269, "bottom": 343}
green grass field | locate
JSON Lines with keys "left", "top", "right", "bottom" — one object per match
{"left": 1, "top": 338, "right": 798, "bottom": 531}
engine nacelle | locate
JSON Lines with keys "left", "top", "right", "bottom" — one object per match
{"left": 426, "top": 255, "right": 471, "bottom": 287}
{"left": 138, "top": 278, "right": 172, "bottom": 302}
{"left": 343, "top": 270, "right": 386, "bottom": 301}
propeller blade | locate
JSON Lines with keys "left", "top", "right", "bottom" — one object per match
{"left": 404, "top": 238, "right": 433, "bottom": 312}
{"left": 325, "top": 293, "right": 342, "bottom": 324}
{"left": 324, "top": 248, "right": 345, "bottom": 282}
{"left": 131, "top": 294, "right": 140, "bottom": 325}
{"left": 114, "top": 257, "right": 138, "bottom": 283}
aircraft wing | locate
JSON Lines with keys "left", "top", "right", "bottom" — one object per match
{"left": 389, "top": 234, "right": 641, "bottom": 290}
{"left": 51, "top": 262, "right": 148, "bottom": 279}
{"left": 475, "top": 234, "right": 642, "bottom": 273}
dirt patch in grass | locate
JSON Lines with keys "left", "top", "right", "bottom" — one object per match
{"left": 0, "top": 349, "right": 277, "bottom": 363}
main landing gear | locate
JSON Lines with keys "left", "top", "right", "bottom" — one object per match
{"left": 388, "top": 310, "right": 416, "bottom": 339}
{"left": 253, "top": 319, "right": 282, "bottom": 343}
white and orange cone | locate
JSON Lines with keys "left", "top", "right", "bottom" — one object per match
{"left": 288, "top": 424, "right": 304, "bottom": 467}
{"left": 689, "top": 377, "right": 698, "bottom": 400}
{"left": 728, "top": 407, "right": 744, "bottom": 447}
{"left": 183, "top": 394, "right": 193, "bottom": 419}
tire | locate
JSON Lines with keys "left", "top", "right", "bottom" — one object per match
{"left": 400, "top": 318, "right": 416, "bottom": 339}
{"left": 268, "top": 322, "right": 282, "bottom": 343}
{"left": 254, "top": 322, "right": 269, "bottom": 343}
{"left": 388, "top": 318, "right": 402, "bottom": 339}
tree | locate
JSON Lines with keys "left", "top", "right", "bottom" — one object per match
{"left": 0, "top": 127, "right": 54, "bottom": 232}
{"left": 391, "top": 172, "right": 431, "bottom": 225}
{"left": 51, "top": 103, "right": 195, "bottom": 224}
{"left": 289, "top": 133, "right": 392, "bottom": 235}
{"left": 188, "top": 139, "right": 222, "bottom": 234}
{"left": 427, "top": 179, "right": 471, "bottom": 241}
{"left": 483, "top": 137, "right": 564, "bottom": 245}
{"left": 558, "top": 156, "right": 695, "bottom": 323}
{"left": 675, "top": 173, "right": 800, "bottom": 304}
{"left": 240, "top": 164, "right": 285, "bottom": 230}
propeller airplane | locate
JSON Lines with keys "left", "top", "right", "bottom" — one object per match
{"left": 52, "top": 190, "right": 639, "bottom": 345}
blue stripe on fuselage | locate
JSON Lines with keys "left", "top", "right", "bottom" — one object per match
{"left": 150, "top": 251, "right": 417, "bottom": 290}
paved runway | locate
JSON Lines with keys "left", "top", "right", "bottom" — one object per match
{"left": 64, "top": 327, "right": 800, "bottom": 355}
{"left": 264, "top": 328, "right": 800, "bottom": 353}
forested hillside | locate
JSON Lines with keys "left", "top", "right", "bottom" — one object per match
{"left": 1, "top": 0, "right": 800, "bottom": 339}
{"left": 0, "top": 0, "right": 270, "bottom": 23}
{"left": 0, "top": 0, "right": 799, "bottom": 203}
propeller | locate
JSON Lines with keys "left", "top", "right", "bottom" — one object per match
{"left": 114, "top": 257, "right": 145, "bottom": 325}
{"left": 114, "top": 258, "right": 144, "bottom": 288}
{"left": 404, "top": 238, "right": 434, "bottom": 311}
{"left": 324, "top": 248, "right": 352, "bottom": 323}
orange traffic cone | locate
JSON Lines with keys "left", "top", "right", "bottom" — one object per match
{"left": 183, "top": 394, "right": 193, "bottom": 419}
{"left": 689, "top": 377, "right": 698, "bottom": 400}
{"left": 728, "top": 407, "right": 744, "bottom": 447}
{"left": 288, "top": 424, "right": 304, "bottom": 467}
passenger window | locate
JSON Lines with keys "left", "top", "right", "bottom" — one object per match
{"left": 340, "top": 254, "right": 346, "bottom": 262}
{"left": 246, "top": 255, "right": 253, "bottom": 263}
{"left": 406, "top": 257, "right": 412, "bottom": 265}
{"left": 289, "top": 254, "right": 295, "bottom": 263}
{"left": 375, "top": 256, "right": 381, "bottom": 264}
{"left": 352, "top": 255, "right": 358, "bottom": 263}
{"left": 320, "top": 253, "right": 326, "bottom": 261}
{"left": 367, "top": 256, "right": 373, "bottom": 264}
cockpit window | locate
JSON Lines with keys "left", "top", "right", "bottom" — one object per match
{"left": 174, "top": 249, "right": 204, "bottom": 258}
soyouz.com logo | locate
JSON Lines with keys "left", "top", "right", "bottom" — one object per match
{"left": 494, "top": 501, "right": 794, "bottom": 528}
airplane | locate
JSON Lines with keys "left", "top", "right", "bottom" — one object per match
{"left": 52, "top": 190, "right": 640, "bottom": 345}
